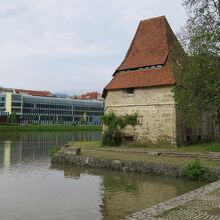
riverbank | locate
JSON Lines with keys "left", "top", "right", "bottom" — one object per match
{"left": 52, "top": 141, "right": 220, "bottom": 219}
{"left": 53, "top": 140, "right": 220, "bottom": 168}
{"left": 51, "top": 141, "right": 220, "bottom": 177}
{"left": 52, "top": 153, "right": 184, "bottom": 177}
{"left": 0, "top": 124, "right": 102, "bottom": 132}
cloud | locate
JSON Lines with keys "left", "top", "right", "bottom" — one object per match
{"left": 0, "top": 0, "right": 186, "bottom": 94}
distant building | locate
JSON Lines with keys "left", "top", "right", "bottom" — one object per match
{"left": 80, "top": 91, "right": 102, "bottom": 100}
{"left": 14, "top": 89, "right": 55, "bottom": 97}
{"left": 0, "top": 88, "right": 104, "bottom": 125}
{"left": 0, "top": 87, "right": 13, "bottom": 93}
{"left": 0, "top": 87, "right": 55, "bottom": 97}
{"left": 103, "top": 16, "right": 219, "bottom": 145}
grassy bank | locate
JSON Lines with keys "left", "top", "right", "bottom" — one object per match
{"left": 64, "top": 141, "right": 220, "bottom": 169}
{"left": 69, "top": 140, "right": 220, "bottom": 153}
{"left": 0, "top": 124, "right": 102, "bottom": 132}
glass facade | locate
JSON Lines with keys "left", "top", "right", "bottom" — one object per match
{"left": 20, "top": 95, "right": 104, "bottom": 125}
{"left": 11, "top": 94, "right": 22, "bottom": 114}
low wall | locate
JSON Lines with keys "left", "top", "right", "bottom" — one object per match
{"left": 52, "top": 153, "right": 220, "bottom": 178}
{"left": 52, "top": 154, "right": 178, "bottom": 177}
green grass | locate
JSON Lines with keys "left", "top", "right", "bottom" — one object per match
{"left": 66, "top": 140, "right": 220, "bottom": 169}
{"left": 69, "top": 140, "right": 220, "bottom": 153}
{"left": 49, "top": 146, "right": 61, "bottom": 157}
{"left": 125, "top": 141, "right": 176, "bottom": 149}
{"left": 0, "top": 124, "right": 102, "bottom": 132}
{"left": 121, "top": 141, "right": 220, "bottom": 153}
{"left": 178, "top": 142, "right": 220, "bottom": 153}
{"left": 69, "top": 141, "right": 102, "bottom": 149}
{"left": 79, "top": 150, "right": 220, "bottom": 169}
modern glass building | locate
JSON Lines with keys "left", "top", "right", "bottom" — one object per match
{"left": 0, "top": 93, "right": 7, "bottom": 116}
{"left": 0, "top": 92, "right": 104, "bottom": 125}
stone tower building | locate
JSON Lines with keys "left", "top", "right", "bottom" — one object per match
{"left": 102, "top": 16, "right": 219, "bottom": 146}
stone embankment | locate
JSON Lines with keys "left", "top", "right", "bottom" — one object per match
{"left": 51, "top": 152, "right": 220, "bottom": 178}
{"left": 52, "top": 154, "right": 180, "bottom": 176}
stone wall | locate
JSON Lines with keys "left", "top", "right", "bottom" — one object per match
{"left": 105, "top": 86, "right": 177, "bottom": 145}
{"left": 51, "top": 154, "right": 220, "bottom": 178}
{"left": 52, "top": 154, "right": 182, "bottom": 177}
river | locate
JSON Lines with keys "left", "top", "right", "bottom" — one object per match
{"left": 0, "top": 131, "right": 206, "bottom": 220}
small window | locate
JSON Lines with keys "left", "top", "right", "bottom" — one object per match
{"left": 125, "top": 88, "right": 134, "bottom": 95}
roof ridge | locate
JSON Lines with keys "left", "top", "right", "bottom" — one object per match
{"left": 15, "top": 88, "right": 50, "bottom": 92}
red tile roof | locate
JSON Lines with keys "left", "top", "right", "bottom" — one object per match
{"left": 15, "top": 89, "right": 55, "bottom": 97}
{"left": 80, "top": 91, "right": 100, "bottom": 100}
{"left": 105, "top": 63, "right": 175, "bottom": 90}
{"left": 103, "top": 16, "right": 183, "bottom": 97}
{"left": 116, "top": 16, "right": 174, "bottom": 73}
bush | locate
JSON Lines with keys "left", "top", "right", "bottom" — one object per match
{"left": 101, "top": 112, "right": 138, "bottom": 147}
{"left": 102, "top": 129, "right": 122, "bottom": 146}
{"left": 49, "top": 146, "right": 61, "bottom": 157}
{"left": 182, "top": 159, "right": 217, "bottom": 181}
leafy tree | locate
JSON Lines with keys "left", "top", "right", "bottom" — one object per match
{"left": 6, "top": 115, "right": 10, "bottom": 124}
{"left": 101, "top": 112, "right": 138, "bottom": 146}
{"left": 73, "top": 95, "right": 80, "bottom": 99}
{"left": 10, "top": 112, "right": 18, "bottom": 124}
{"left": 81, "top": 112, "right": 87, "bottom": 125}
{"left": 59, "top": 117, "right": 64, "bottom": 125}
{"left": 173, "top": 0, "right": 220, "bottom": 126}
{"left": 52, "top": 116, "right": 56, "bottom": 124}
{"left": 180, "top": 0, "right": 220, "bottom": 55}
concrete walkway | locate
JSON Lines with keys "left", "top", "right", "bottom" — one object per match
{"left": 125, "top": 180, "right": 220, "bottom": 220}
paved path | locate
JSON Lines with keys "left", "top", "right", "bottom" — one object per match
{"left": 125, "top": 180, "right": 220, "bottom": 220}
{"left": 157, "top": 188, "right": 220, "bottom": 220}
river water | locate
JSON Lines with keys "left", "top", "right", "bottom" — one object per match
{"left": 0, "top": 131, "right": 206, "bottom": 220}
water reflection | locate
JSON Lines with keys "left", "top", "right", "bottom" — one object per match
{"left": 0, "top": 131, "right": 101, "bottom": 168}
{"left": 52, "top": 164, "right": 206, "bottom": 220}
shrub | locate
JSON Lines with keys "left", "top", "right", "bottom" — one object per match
{"left": 182, "top": 159, "right": 217, "bottom": 181}
{"left": 49, "top": 146, "right": 61, "bottom": 157}
{"left": 81, "top": 113, "right": 87, "bottom": 125}
{"left": 101, "top": 112, "right": 138, "bottom": 147}
{"left": 10, "top": 112, "right": 18, "bottom": 124}
{"left": 102, "top": 129, "right": 122, "bottom": 146}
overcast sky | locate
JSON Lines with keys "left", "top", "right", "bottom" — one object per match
{"left": 0, "top": 0, "right": 186, "bottom": 95}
